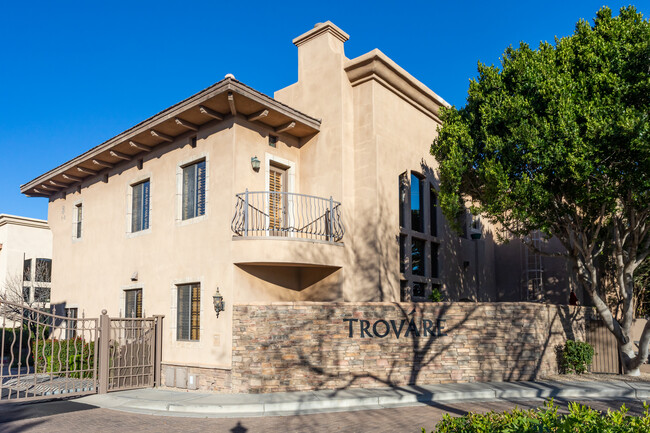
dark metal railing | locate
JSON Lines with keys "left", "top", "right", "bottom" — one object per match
{"left": 231, "top": 190, "right": 344, "bottom": 242}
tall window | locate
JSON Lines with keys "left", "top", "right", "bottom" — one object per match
{"left": 34, "top": 287, "right": 50, "bottom": 303}
{"left": 35, "top": 258, "right": 52, "bottom": 282}
{"left": 75, "top": 203, "right": 83, "bottom": 239}
{"left": 23, "top": 259, "right": 31, "bottom": 281}
{"left": 131, "top": 180, "right": 150, "bottom": 232}
{"left": 177, "top": 284, "right": 200, "bottom": 341}
{"left": 125, "top": 289, "right": 143, "bottom": 318}
{"left": 399, "top": 171, "right": 440, "bottom": 301}
{"left": 182, "top": 160, "right": 206, "bottom": 220}
{"left": 65, "top": 308, "right": 78, "bottom": 339}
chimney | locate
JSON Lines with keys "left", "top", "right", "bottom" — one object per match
{"left": 292, "top": 21, "right": 350, "bottom": 84}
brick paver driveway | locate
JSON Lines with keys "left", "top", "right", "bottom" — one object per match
{"left": 0, "top": 398, "right": 646, "bottom": 432}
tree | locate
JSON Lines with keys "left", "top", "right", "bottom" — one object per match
{"left": 431, "top": 6, "right": 649, "bottom": 374}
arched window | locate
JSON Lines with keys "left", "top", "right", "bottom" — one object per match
{"left": 399, "top": 171, "right": 441, "bottom": 301}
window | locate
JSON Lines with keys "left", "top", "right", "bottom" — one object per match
{"left": 124, "top": 289, "right": 143, "bottom": 318}
{"left": 65, "top": 308, "right": 78, "bottom": 339}
{"left": 22, "top": 287, "right": 30, "bottom": 303}
{"left": 23, "top": 259, "right": 31, "bottom": 281}
{"left": 131, "top": 180, "right": 150, "bottom": 232}
{"left": 34, "top": 287, "right": 50, "bottom": 303}
{"left": 182, "top": 160, "right": 206, "bottom": 220}
{"left": 35, "top": 258, "right": 51, "bottom": 282}
{"left": 177, "top": 284, "right": 200, "bottom": 341}
{"left": 399, "top": 171, "right": 441, "bottom": 301}
{"left": 75, "top": 203, "right": 83, "bottom": 239}
{"left": 269, "top": 135, "right": 278, "bottom": 148}
{"left": 411, "top": 173, "right": 424, "bottom": 232}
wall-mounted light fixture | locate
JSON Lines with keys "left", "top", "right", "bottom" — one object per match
{"left": 251, "top": 156, "right": 261, "bottom": 172}
{"left": 213, "top": 288, "right": 225, "bottom": 317}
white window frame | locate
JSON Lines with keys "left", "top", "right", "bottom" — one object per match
{"left": 120, "top": 283, "right": 145, "bottom": 318}
{"left": 175, "top": 152, "right": 209, "bottom": 227}
{"left": 72, "top": 199, "right": 83, "bottom": 242}
{"left": 170, "top": 277, "right": 204, "bottom": 344}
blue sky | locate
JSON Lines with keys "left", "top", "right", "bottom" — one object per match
{"left": 1, "top": 1, "right": 645, "bottom": 220}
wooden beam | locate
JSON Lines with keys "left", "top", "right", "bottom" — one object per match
{"left": 49, "top": 180, "right": 67, "bottom": 187}
{"left": 275, "top": 121, "right": 296, "bottom": 134}
{"left": 93, "top": 159, "right": 113, "bottom": 169}
{"left": 150, "top": 129, "right": 174, "bottom": 142}
{"left": 228, "top": 92, "right": 237, "bottom": 116}
{"left": 77, "top": 167, "right": 97, "bottom": 175}
{"left": 62, "top": 174, "right": 82, "bottom": 182}
{"left": 129, "top": 141, "right": 151, "bottom": 152}
{"left": 175, "top": 117, "right": 199, "bottom": 131}
{"left": 33, "top": 189, "right": 50, "bottom": 196}
{"left": 247, "top": 109, "right": 269, "bottom": 122}
{"left": 110, "top": 150, "right": 131, "bottom": 161}
{"left": 40, "top": 184, "right": 58, "bottom": 191}
{"left": 199, "top": 105, "right": 223, "bottom": 120}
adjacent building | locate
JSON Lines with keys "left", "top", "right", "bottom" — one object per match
{"left": 0, "top": 214, "right": 52, "bottom": 306}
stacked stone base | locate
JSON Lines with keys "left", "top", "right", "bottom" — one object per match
{"left": 165, "top": 302, "right": 586, "bottom": 393}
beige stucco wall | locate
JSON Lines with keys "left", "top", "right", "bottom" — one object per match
{"left": 43, "top": 21, "right": 572, "bottom": 372}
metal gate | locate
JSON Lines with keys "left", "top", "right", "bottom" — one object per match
{"left": 100, "top": 313, "right": 162, "bottom": 392}
{"left": 586, "top": 318, "right": 621, "bottom": 374}
{"left": 1, "top": 301, "right": 163, "bottom": 403}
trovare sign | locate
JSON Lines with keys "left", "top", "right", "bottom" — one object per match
{"left": 343, "top": 316, "right": 447, "bottom": 338}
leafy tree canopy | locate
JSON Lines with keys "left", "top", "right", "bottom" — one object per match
{"left": 433, "top": 6, "right": 648, "bottom": 239}
{"left": 432, "top": 6, "right": 650, "bottom": 373}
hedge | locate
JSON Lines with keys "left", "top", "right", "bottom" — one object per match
{"left": 426, "top": 400, "right": 650, "bottom": 433}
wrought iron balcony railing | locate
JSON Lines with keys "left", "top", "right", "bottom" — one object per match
{"left": 231, "top": 190, "right": 344, "bottom": 242}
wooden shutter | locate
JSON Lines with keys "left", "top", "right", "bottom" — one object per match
{"left": 190, "top": 285, "right": 200, "bottom": 340}
{"left": 269, "top": 169, "right": 282, "bottom": 230}
{"left": 142, "top": 181, "right": 150, "bottom": 230}
{"left": 196, "top": 161, "right": 206, "bottom": 217}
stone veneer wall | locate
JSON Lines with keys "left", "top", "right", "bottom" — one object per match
{"left": 230, "top": 302, "right": 586, "bottom": 394}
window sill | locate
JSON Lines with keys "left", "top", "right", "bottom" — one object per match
{"left": 176, "top": 214, "right": 207, "bottom": 228}
{"left": 126, "top": 228, "right": 152, "bottom": 239}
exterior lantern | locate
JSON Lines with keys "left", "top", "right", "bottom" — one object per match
{"left": 213, "top": 288, "right": 225, "bottom": 317}
{"left": 251, "top": 156, "right": 261, "bottom": 172}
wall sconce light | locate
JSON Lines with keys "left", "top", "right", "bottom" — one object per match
{"left": 213, "top": 288, "right": 225, "bottom": 317}
{"left": 251, "top": 156, "right": 261, "bottom": 172}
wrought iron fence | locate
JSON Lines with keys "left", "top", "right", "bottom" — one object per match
{"left": 231, "top": 190, "right": 344, "bottom": 242}
{"left": 1, "top": 301, "right": 164, "bottom": 403}
{"left": 1, "top": 301, "right": 98, "bottom": 402}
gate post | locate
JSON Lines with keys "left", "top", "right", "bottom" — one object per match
{"left": 98, "top": 310, "right": 110, "bottom": 394}
{"left": 153, "top": 315, "right": 164, "bottom": 387}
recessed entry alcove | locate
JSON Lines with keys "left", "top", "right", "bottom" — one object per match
{"left": 234, "top": 263, "right": 342, "bottom": 301}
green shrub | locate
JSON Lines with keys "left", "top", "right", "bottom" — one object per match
{"left": 35, "top": 338, "right": 95, "bottom": 378}
{"left": 425, "top": 400, "right": 650, "bottom": 433}
{"left": 560, "top": 340, "right": 595, "bottom": 374}
{"left": 428, "top": 287, "right": 442, "bottom": 302}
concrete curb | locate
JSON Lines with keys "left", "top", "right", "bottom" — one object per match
{"left": 75, "top": 380, "right": 650, "bottom": 418}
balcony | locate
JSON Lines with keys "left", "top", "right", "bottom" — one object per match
{"left": 231, "top": 191, "right": 344, "bottom": 243}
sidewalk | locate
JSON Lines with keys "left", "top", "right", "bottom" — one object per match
{"left": 75, "top": 380, "right": 650, "bottom": 418}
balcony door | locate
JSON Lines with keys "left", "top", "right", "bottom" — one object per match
{"left": 269, "top": 164, "right": 287, "bottom": 235}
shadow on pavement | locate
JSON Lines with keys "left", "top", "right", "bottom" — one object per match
{"left": 0, "top": 399, "right": 97, "bottom": 423}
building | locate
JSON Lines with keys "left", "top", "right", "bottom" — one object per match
{"left": 0, "top": 214, "right": 52, "bottom": 306}
{"left": 20, "top": 22, "right": 580, "bottom": 392}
